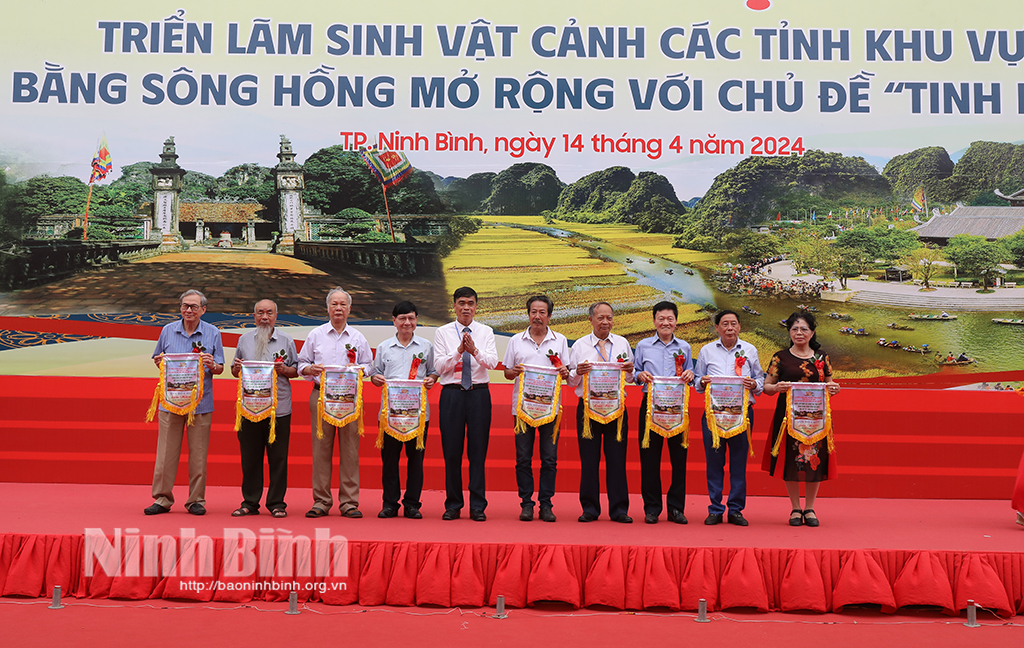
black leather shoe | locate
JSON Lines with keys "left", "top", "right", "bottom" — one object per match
{"left": 727, "top": 512, "right": 749, "bottom": 526}
{"left": 612, "top": 514, "right": 633, "bottom": 524}
{"left": 378, "top": 506, "right": 398, "bottom": 518}
{"left": 578, "top": 512, "right": 597, "bottom": 522}
{"left": 442, "top": 509, "right": 460, "bottom": 520}
{"left": 704, "top": 513, "right": 723, "bottom": 525}
{"left": 341, "top": 508, "right": 363, "bottom": 519}
{"left": 469, "top": 509, "right": 486, "bottom": 522}
{"left": 144, "top": 503, "right": 170, "bottom": 515}
{"left": 403, "top": 506, "right": 422, "bottom": 519}
{"left": 185, "top": 503, "right": 206, "bottom": 516}
{"left": 539, "top": 506, "right": 556, "bottom": 522}
{"left": 668, "top": 509, "right": 688, "bottom": 525}
{"left": 644, "top": 513, "right": 659, "bottom": 524}
{"left": 789, "top": 509, "right": 804, "bottom": 526}
{"left": 519, "top": 504, "right": 534, "bottom": 522}
{"left": 802, "top": 509, "right": 820, "bottom": 527}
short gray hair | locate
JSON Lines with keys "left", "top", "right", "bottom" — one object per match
{"left": 326, "top": 287, "right": 351, "bottom": 307}
{"left": 179, "top": 289, "right": 207, "bottom": 307}
{"left": 588, "top": 301, "right": 613, "bottom": 317}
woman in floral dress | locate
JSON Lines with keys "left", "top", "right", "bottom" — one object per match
{"left": 762, "top": 312, "right": 841, "bottom": 527}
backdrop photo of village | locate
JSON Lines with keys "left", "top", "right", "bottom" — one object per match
{"left": 3, "top": 132, "right": 1024, "bottom": 382}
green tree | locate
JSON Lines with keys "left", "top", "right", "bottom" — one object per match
{"left": 1002, "top": 229, "right": 1024, "bottom": 268}
{"left": 874, "top": 227, "right": 920, "bottom": 264}
{"left": 901, "top": 246, "right": 944, "bottom": 290}
{"left": 783, "top": 232, "right": 817, "bottom": 274}
{"left": 736, "top": 232, "right": 783, "bottom": 265}
{"left": 835, "top": 246, "right": 870, "bottom": 289}
{"left": 13, "top": 175, "right": 88, "bottom": 217}
{"left": 0, "top": 171, "right": 29, "bottom": 241}
{"left": 943, "top": 234, "right": 1009, "bottom": 290}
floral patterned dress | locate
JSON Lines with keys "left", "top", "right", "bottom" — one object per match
{"left": 761, "top": 348, "right": 835, "bottom": 482}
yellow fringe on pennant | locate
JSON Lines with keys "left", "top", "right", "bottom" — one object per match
{"left": 235, "top": 364, "right": 279, "bottom": 444}
{"left": 376, "top": 382, "right": 427, "bottom": 450}
{"left": 643, "top": 384, "right": 690, "bottom": 449}
{"left": 145, "top": 355, "right": 203, "bottom": 426}
{"left": 704, "top": 385, "right": 753, "bottom": 456}
{"left": 772, "top": 387, "right": 835, "bottom": 457}
{"left": 317, "top": 367, "right": 364, "bottom": 439}
{"left": 513, "top": 374, "right": 562, "bottom": 435}
{"left": 582, "top": 370, "right": 627, "bottom": 441}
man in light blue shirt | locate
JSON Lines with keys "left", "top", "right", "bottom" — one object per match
{"left": 634, "top": 301, "right": 694, "bottom": 525}
{"left": 694, "top": 310, "right": 764, "bottom": 526}
{"left": 145, "top": 289, "right": 225, "bottom": 516}
{"left": 370, "top": 300, "right": 438, "bottom": 519}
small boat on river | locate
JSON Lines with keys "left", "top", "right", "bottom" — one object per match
{"left": 839, "top": 327, "right": 869, "bottom": 336}
{"left": 902, "top": 344, "right": 931, "bottom": 354}
{"left": 936, "top": 354, "right": 976, "bottom": 366}
{"left": 908, "top": 312, "right": 957, "bottom": 321}
{"left": 876, "top": 338, "right": 902, "bottom": 348}
{"left": 887, "top": 323, "right": 915, "bottom": 331}
{"left": 664, "top": 268, "right": 674, "bottom": 275}
{"left": 797, "top": 304, "right": 819, "bottom": 312}
{"left": 827, "top": 312, "right": 852, "bottom": 320}
{"left": 992, "top": 318, "right": 1024, "bottom": 326}
{"left": 742, "top": 305, "right": 762, "bottom": 316}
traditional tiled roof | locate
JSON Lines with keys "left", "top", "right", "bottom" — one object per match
{"left": 911, "top": 206, "right": 1024, "bottom": 241}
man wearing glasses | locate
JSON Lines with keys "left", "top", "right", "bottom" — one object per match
{"left": 145, "top": 289, "right": 225, "bottom": 516}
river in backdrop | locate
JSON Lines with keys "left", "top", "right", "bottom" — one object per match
{"left": 502, "top": 223, "right": 1023, "bottom": 374}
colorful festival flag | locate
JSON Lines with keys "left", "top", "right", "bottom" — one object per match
{"left": 90, "top": 136, "right": 112, "bottom": 183}
{"left": 912, "top": 185, "right": 926, "bottom": 211}
{"left": 360, "top": 147, "right": 412, "bottom": 188}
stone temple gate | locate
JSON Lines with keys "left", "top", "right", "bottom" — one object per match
{"left": 148, "top": 135, "right": 307, "bottom": 250}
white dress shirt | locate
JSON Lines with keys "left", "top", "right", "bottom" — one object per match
{"left": 568, "top": 332, "right": 634, "bottom": 398}
{"left": 297, "top": 322, "right": 373, "bottom": 385}
{"left": 502, "top": 327, "right": 571, "bottom": 415}
{"left": 693, "top": 337, "right": 765, "bottom": 403}
{"left": 433, "top": 319, "right": 499, "bottom": 386}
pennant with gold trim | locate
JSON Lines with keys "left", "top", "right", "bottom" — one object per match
{"left": 235, "top": 361, "right": 279, "bottom": 443}
{"left": 317, "top": 365, "right": 364, "bottom": 438}
{"left": 582, "top": 362, "right": 627, "bottom": 441}
{"left": 704, "top": 375, "right": 752, "bottom": 455}
{"left": 643, "top": 376, "right": 690, "bottom": 448}
{"left": 772, "top": 382, "right": 835, "bottom": 456}
{"left": 146, "top": 353, "right": 204, "bottom": 425}
{"left": 514, "top": 363, "right": 563, "bottom": 441}
{"left": 377, "top": 378, "right": 427, "bottom": 450}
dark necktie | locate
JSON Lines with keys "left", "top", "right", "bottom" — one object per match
{"left": 461, "top": 327, "right": 473, "bottom": 389}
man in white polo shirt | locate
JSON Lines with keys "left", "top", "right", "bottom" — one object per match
{"left": 694, "top": 309, "right": 764, "bottom": 527}
{"left": 502, "top": 295, "right": 571, "bottom": 522}
{"left": 297, "top": 287, "right": 373, "bottom": 519}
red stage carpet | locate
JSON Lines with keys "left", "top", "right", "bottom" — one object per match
{"left": 2, "top": 375, "right": 1024, "bottom": 500}
{"left": 2, "top": 484, "right": 1023, "bottom": 617}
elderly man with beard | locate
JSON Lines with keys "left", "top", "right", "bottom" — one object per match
{"left": 229, "top": 299, "right": 298, "bottom": 518}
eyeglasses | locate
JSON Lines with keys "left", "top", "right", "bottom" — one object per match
{"left": 180, "top": 303, "right": 203, "bottom": 311}
{"left": 790, "top": 327, "right": 812, "bottom": 332}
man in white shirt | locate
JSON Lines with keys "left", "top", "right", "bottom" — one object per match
{"left": 297, "top": 287, "right": 373, "bottom": 519}
{"left": 694, "top": 310, "right": 765, "bottom": 527}
{"left": 568, "top": 301, "right": 635, "bottom": 523}
{"left": 433, "top": 287, "right": 499, "bottom": 521}
{"left": 502, "top": 295, "right": 571, "bottom": 522}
